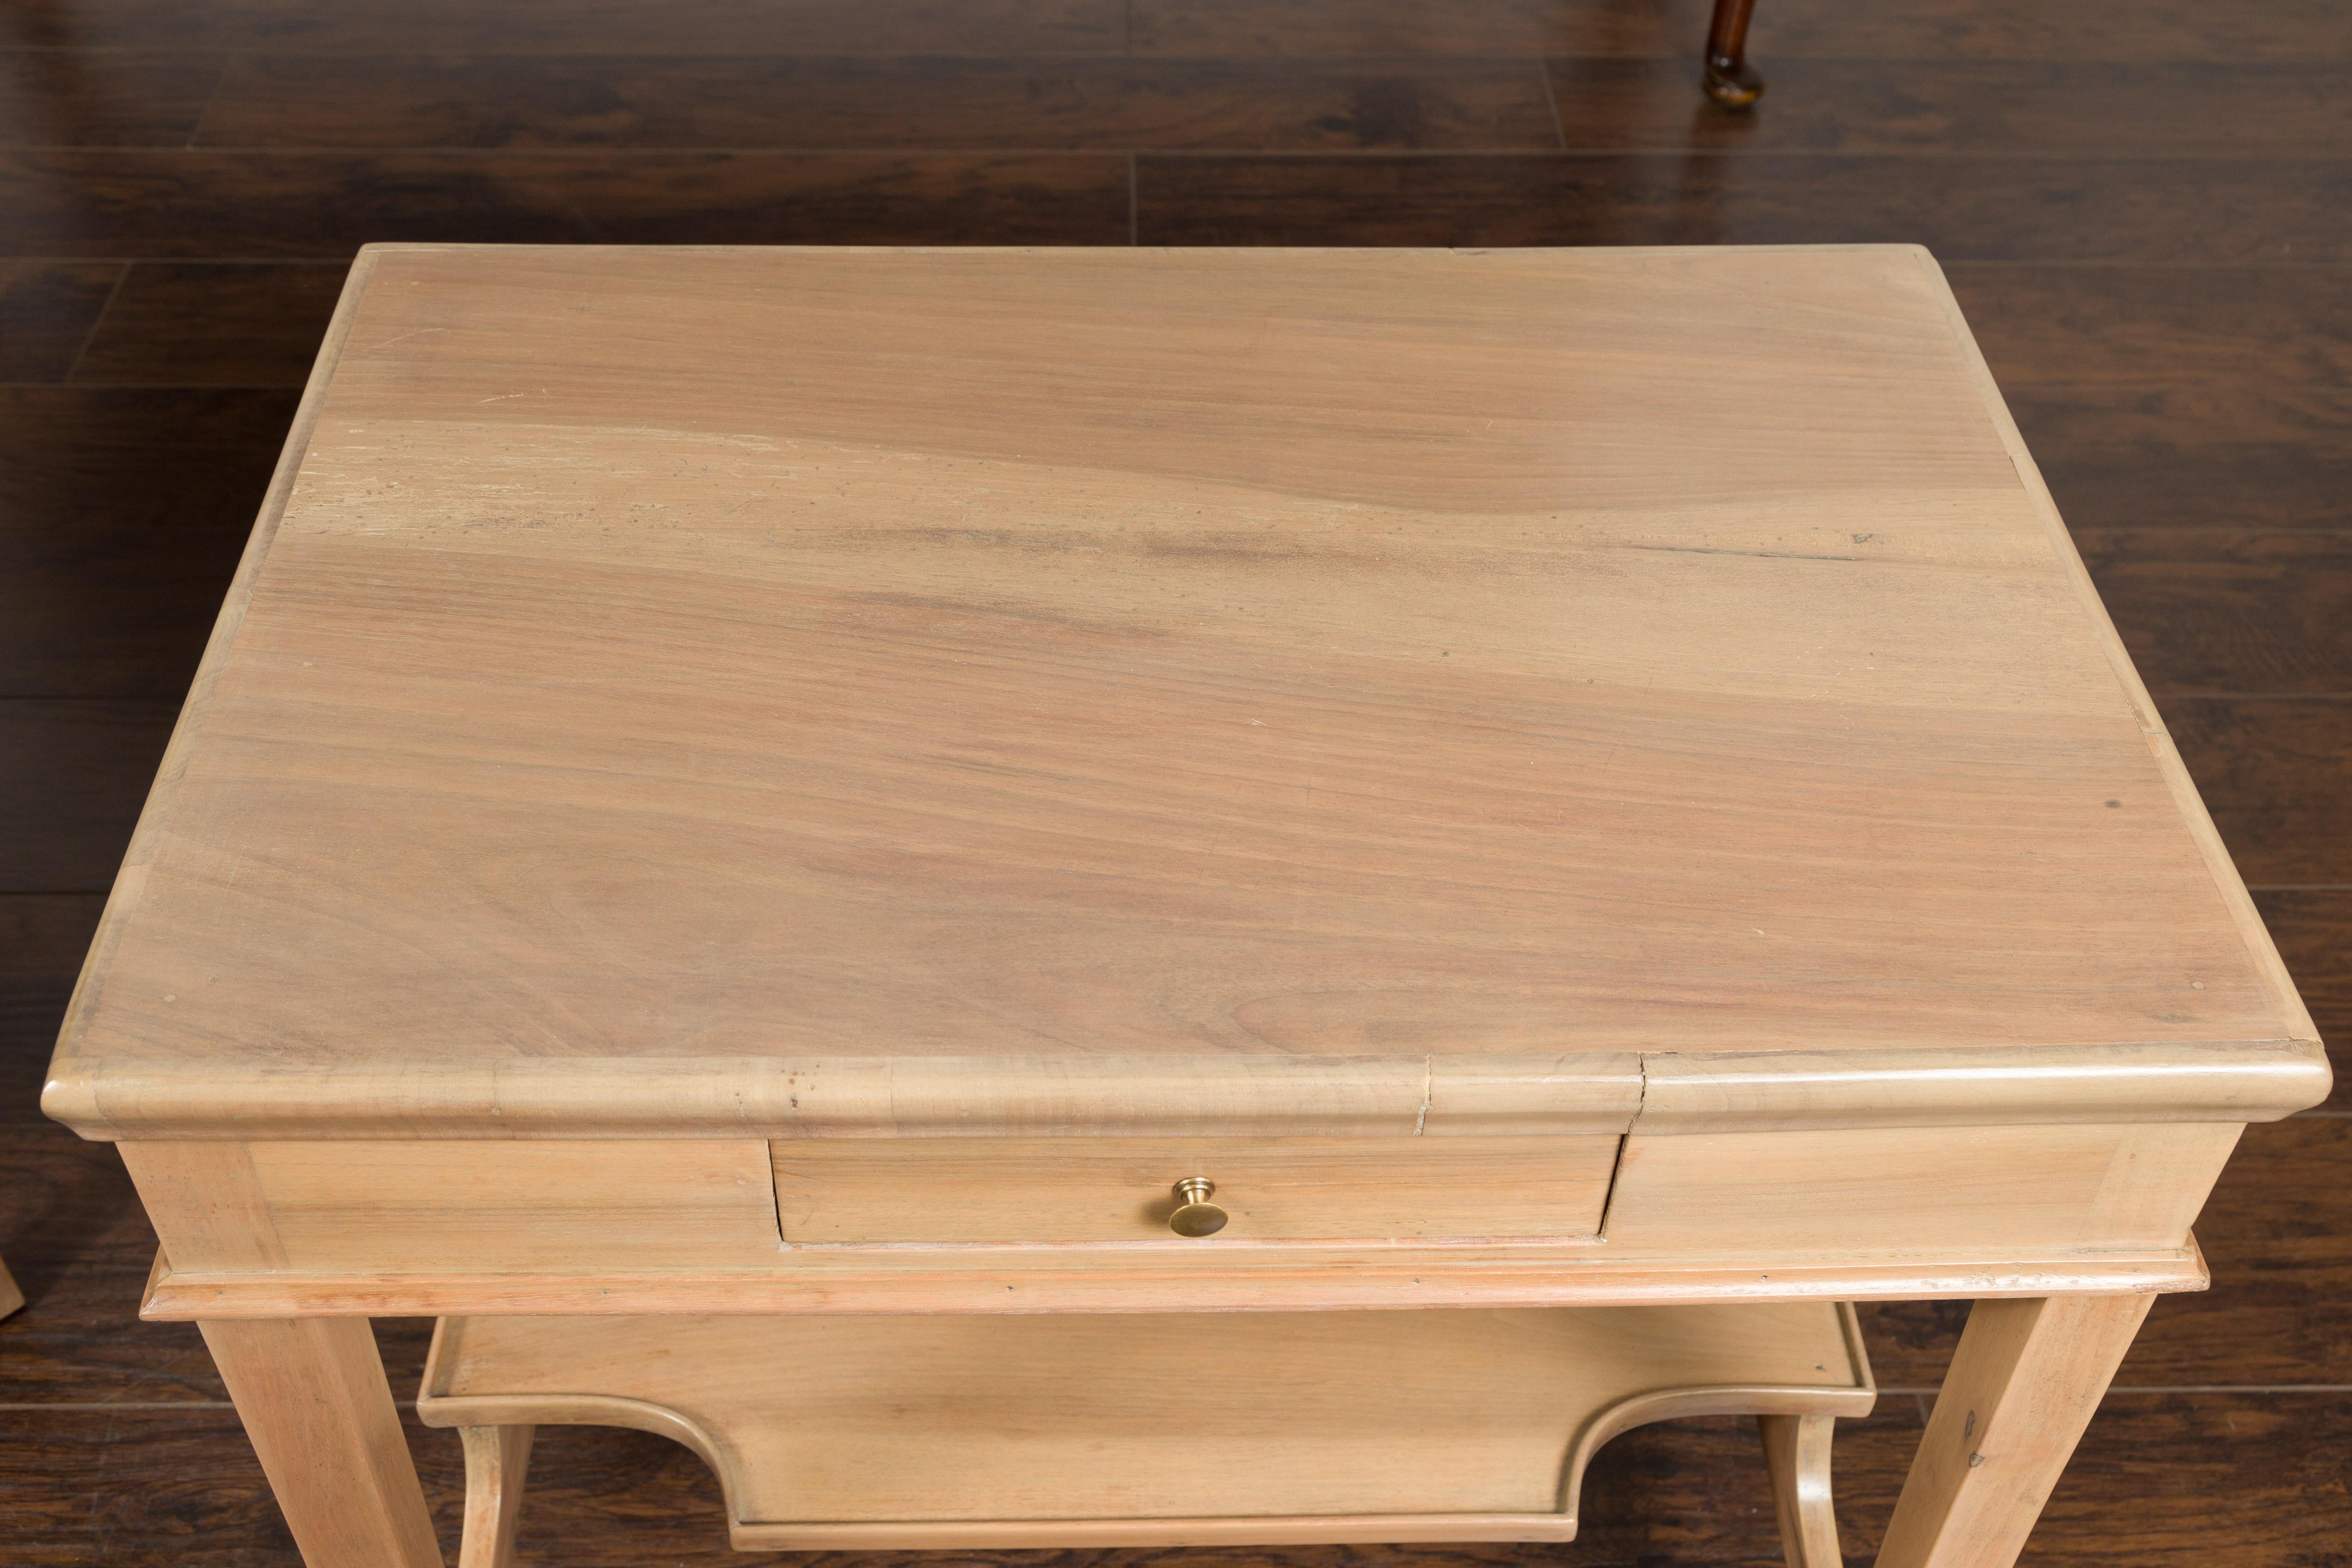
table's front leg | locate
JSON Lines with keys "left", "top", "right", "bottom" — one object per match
{"left": 201, "top": 1317, "right": 443, "bottom": 1568}
{"left": 1876, "top": 1293, "right": 2152, "bottom": 1568}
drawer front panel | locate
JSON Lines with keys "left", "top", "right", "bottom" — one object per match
{"left": 770, "top": 1135, "right": 1621, "bottom": 1245}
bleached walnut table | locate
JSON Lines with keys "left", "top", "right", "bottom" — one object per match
{"left": 45, "top": 244, "right": 2325, "bottom": 1568}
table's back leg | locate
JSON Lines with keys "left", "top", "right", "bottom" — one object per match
{"left": 1702, "top": 0, "right": 1764, "bottom": 107}
{"left": 199, "top": 1317, "right": 443, "bottom": 1568}
{"left": 1876, "top": 1294, "right": 2153, "bottom": 1568}
{"left": 458, "top": 1426, "right": 536, "bottom": 1568}
{"left": 1760, "top": 1413, "right": 1841, "bottom": 1567}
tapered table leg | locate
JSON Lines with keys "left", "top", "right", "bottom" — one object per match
{"left": 201, "top": 1317, "right": 444, "bottom": 1568}
{"left": 1875, "top": 1294, "right": 2152, "bottom": 1568}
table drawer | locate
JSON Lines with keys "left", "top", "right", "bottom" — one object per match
{"left": 770, "top": 1135, "right": 1621, "bottom": 1245}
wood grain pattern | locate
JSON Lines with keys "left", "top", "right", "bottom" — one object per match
{"left": 0, "top": 895, "right": 104, "bottom": 1068}
{"left": 1130, "top": 0, "right": 1704, "bottom": 56}
{"left": 0, "top": 261, "right": 119, "bottom": 381}
{"left": 1948, "top": 265, "right": 2352, "bottom": 538}
{"left": 0, "top": 8, "right": 2345, "bottom": 1564}
{"left": 1130, "top": 0, "right": 2352, "bottom": 60}
{"left": 2168, "top": 699, "right": 2352, "bottom": 884}
{"left": 1605, "top": 1123, "right": 2240, "bottom": 1257}
{"left": 1135, "top": 155, "right": 2352, "bottom": 259}
{"left": 415, "top": 1304, "right": 1872, "bottom": 1539}
{"left": 197, "top": 1315, "right": 442, "bottom": 1568}
{"left": 2073, "top": 532, "right": 2352, "bottom": 696}
{"left": 1862, "top": 1115, "right": 2352, "bottom": 1390}
{"left": 122, "top": 1140, "right": 785, "bottom": 1276}
{"left": 2254, "top": 891, "right": 2347, "bottom": 1106}
{"left": 0, "top": 700, "right": 177, "bottom": 889}
{"left": 138, "top": 1248, "right": 2211, "bottom": 1323}
{"left": 2036, "top": 439, "right": 2352, "bottom": 537}
{"left": 0, "top": 151, "right": 1132, "bottom": 258}
{"left": 1948, "top": 265, "right": 2352, "bottom": 424}
{"left": 1878, "top": 1293, "right": 2152, "bottom": 1568}
{"left": 43, "top": 245, "right": 2314, "bottom": 1153}
{"left": 0, "top": 388, "right": 294, "bottom": 698}
{"left": 197, "top": 55, "right": 1564, "bottom": 152}
{"left": 1545, "top": 59, "right": 2352, "bottom": 157}
{"left": 0, "top": 52, "right": 222, "bottom": 147}
{"left": 19, "top": 0, "right": 1128, "bottom": 53}
{"left": 0, "top": 1126, "right": 445, "bottom": 1403}
{"left": 71, "top": 265, "right": 348, "bottom": 389}
{"left": 4, "top": 1395, "right": 2350, "bottom": 1567}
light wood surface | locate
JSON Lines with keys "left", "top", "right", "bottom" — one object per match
{"left": 1603, "top": 1122, "right": 2241, "bottom": 1256}
{"left": 44, "top": 244, "right": 2320, "bottom": 1143}
{"left": 457, "top": 1425, "right": 532, "bottom": 1568}
{"left": 772, "top": 1134, "right": 1619, "bottom": 1243}
{"left": 416, "top": 1302, "right": 1873, "bottom": 1545}
{"left": 45, "top": 245, "right": 2316, "bottom": 1568}
{"left": 1876, "top": 1293, "right": 2153, "bottom": 1568}
{"left": 119, "top": 1139, "right": 787, "bottom": 1275}
{"left": 47, "top": 1039, "right": 2325, "bottom": 1140}
{"left": 0, "top": 1253, "right": 21, "bottom": 1320}
{"left": 120, "top": 1131, "right": 2223, "bottom": 1313}
{"left": 136, "top": 1245, "right": 2208, "bottom": 1321}
{"left": 198, "top": 1315, "right": 441, "bottom": 1568}
{"left": 1760, "top": 1413, "right": 1843, "bottom": 1568}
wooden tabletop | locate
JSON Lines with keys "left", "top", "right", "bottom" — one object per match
{"left": 45, "top": 244, "right": 2323, "bottom": 1139}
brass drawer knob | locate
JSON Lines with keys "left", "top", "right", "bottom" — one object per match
{"left": 1168, "top": 1177, "right": 1228, "bottom": 1238}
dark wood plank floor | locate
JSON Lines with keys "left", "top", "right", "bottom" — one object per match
{"left": 2, "top": 0, "right": 2346, "bottom": 1561}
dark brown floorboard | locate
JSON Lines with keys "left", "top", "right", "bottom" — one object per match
{"left": 1132, "top": 0, "right": 2352, "bottom": 61}
{"left": 6, "top": 0, "right": 1128, "bottom": 56}
{"left": 2167, "top": 698, "right": 2352, "bottom": 885}
{"left": 1135, "top": 153, "right": 2352, "bottom": 259}
{"left": 1546, "top": 58, "right": 2352, "bottom": 155}
{"left": 2257, "top": 890, "right": 2352, "bottom": 1108}
{"left": 2076, "top": 532, "right": 2352, "bottom": 696}
{"left": 1941, "top": 263, "right": 2352, "bottom": 535}
{"left": 0, "top": 260, "right": 119, "bottom": 380}
{"left": 196, "top": 55, "right": 1564, "bottom": 152}
{"left": 70, "top": 262, "right": 347, "bottom": 386}
{"left": 0, "top": 388, "right": 292, "bottom": 697}
{"left": 0, "top": 51, "right": 222, "bottom": 147}
{"left": 0, "top": 1396, "right": 2347, "bottom": 1566}
{"left": 2033, "top": 442, "right": 2352, "bottom": 536}
{"left": 1951, "top": 265, "right": 2351, "bottom": 438}
{"left": 2, "top": 0, "right": 2347, "bottom": 1558}
{"left": 0, "top": 149, "right": 1132, "bottom": 256}
{"left": 189, "top": 55, "right": 2352, "bottom": 159}
{"left": 0, "top": 893, "right": 102, "bottom": 1046}
{"left": 0, "top": 701, "right": 176, "bottom": 890}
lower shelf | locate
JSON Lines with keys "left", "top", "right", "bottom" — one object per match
{"left": 415, "top": 1301, "right": 1873, "bottom": 1550}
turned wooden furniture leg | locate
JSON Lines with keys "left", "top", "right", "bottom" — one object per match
{"left": 458, "top": 1426, "right": 536, "bottom": 1568}
{"left": 1760, "top": 1413, "right": 1841, "bottom": 1568}
{"left": 1876, "top": 1293, "right": 2153, "bottom": 1568}
{"left": 199, "top": 1317, "right": 443, "bottom": 1568}
{"left": 1703, "top": 0, "right": 1764, "bottom": 107}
